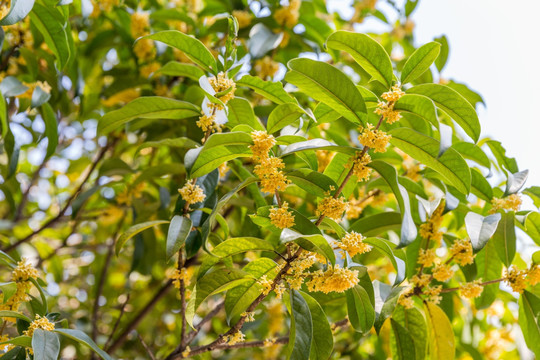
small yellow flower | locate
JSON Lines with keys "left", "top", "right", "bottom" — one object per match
{"left": 257, "top": 275, "right": 274, "bottom": 295}
{"left": 241, "top": 311, "right": 255, "bottom": 322}
{"left": 375, "top": 86, "right": 404, "bottom": 125}
{"left": 316, "top": 196, "right": 348, "bottom": 221}
{"left": 432, "top": 264, "right": 454, "bottom": 282}
{"left": 181, "top": 346, "right": 191, "bottom": 358}
{"left": 209, "top": 72, "right": 236, "bottom": 105}
{"left": 178, "top": 181, "right": 205, "bottom": 206}
{"left": 254, "top": 56, "right": 280, "bottom": 79}
{"left": 306, "top": 265, "right": 359, "bottom": 294}
{"left": 417, "top": 249, "right": 437, "bottom": 268}
{"left": 411, "top": 273, "right": 431, "bottom": 288}
{"left": 398, "top": 288, "right": 415, "bottom": 309}
{"left": 528, "top": 264, "right": 540, "bottom": 286}
{"left": 381, "top": 84, "right": 405, "bottom": 102}
{"left": 131, "top": 12, "right": 150, "bottom": 38}
{"left": 490, "top": 194, "right": 522, "bottom": 214}
{"left": 23, "top": 315, "right": 55, "bottom": 337}
{"left": 253, "top": 156, "right": 290, "bottom": 193}
{"left": 133, "top": 38, "right": 155, "bottom": 60}
{"left": 460, "top": 280, "right": 484, "bottom": 298}
{"left": 196, "top": 113, "right": 217, "bottom": 133}
{"left": 349, "top": 152, "right": 372, "bottom": 182}
{"left": 424, "top": 285, "right": 442, "bottom": 304}
{"left": 250, "top": 131, "right": 276, "bottom": 160}
{"left": 274, "top": 0, "right": 301, "bottom": 28}
{"left": 358, "top": 123, "right": 391, "bottom": 153}
{"left": 337, "top": 231, "right": 372, "bottom": 257}
{"left": 139, "top": 62, "right": 160, "bottom": 78}
{"left": 419, "top": 202, "right": 444, "bottom": 244}
{"left": 449, "top": 238, "right": 475, "bottom": 266}
{"left": 505, "top": 266, "right": 527, "bottom": 293}
{"left": 12, "top": 258, "right": 38, "bottom": 282}
{"left": 269, "top": 201, "right": 295, "bottom": 229}
{"left": 169, "top": 268, "right": 191, "bottom": 289}
{"left": 224, "top": 330, "right": 245, "bottom": 345}
{"left": 232, "top": 10, "right": 252, "bottom": 28}
{"left": 218, "top": 162, "right": 229, "bottom": 178}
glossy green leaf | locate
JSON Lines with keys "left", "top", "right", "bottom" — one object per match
{"left": 281, "top": 139, "right": 356, "bottom": 157}
{"left": 0, "top": 93, "right": 6, "bottom": 138}
{"left": 505, "top": 170, "right": 529, "bottom": 196}
{"left": 465, "top": 212, "right": 501, "bottom": 251}
{"left": 115, "top": 220, "right": 169, "bottom": 256}
{"left": 142, "top": 30, "right": 217, "bottom": 74}
{"left": 390, "top": 319, "right": 416, "bottom": 360}
{"left": 470, "top": 168, "right": 493, "bottom": 201}
{"left": 434, "top": 35, "right": 449, "bottom": 72}
{"left": 326, "top": 31, "right": 393, "bottom": 88}
{"left": 519, "top": 290, "right": 540, "bottom": 359}
{"left": 287, "top": 168, "right": 338, "bottom": 198}
{"left": 267, "top": 103, "right": 305, "bottom": 134}
{"left": 0, "top": 335, "right": 32, "bottom": 347}
{"left": 156, "top": 61, "right": 205, "bottom": 80}
{"left": 288, "top": 290, "right": 313, "bottom": 360}
{"left": 166, "top": 216, "right": 192, "bottom": 261}
{"left": 486, "top": 140, "right": 518, "bottom": 173}
{"left": 0, "top": 310, "right": 32, "bottom": 322}
{"left": 346, "top": 285, "right": 375, "bottom": 334}
{"left": 236, "top": 75, "right": 296, "bottom": 104}
{"left": 32, "top": 329, "right": 60, "bottom": 360}
{"left": 524, "top": 212, "right": 540, "bottom": 246}
{"left": 136, "top": 137, "right": 199, "bottom": 153}
{"left": 30, "top": 4, "right": 70, "bottom": 69}
{"left": 401, "top": 42, "right": 441, "bottom": 84}
{"left": 392, "top": 306, "right": 427, "bottom": 360}
{"left": 491, "top": 211, "right": 516, "bottom": 267}
{"left": 40, "top": 103, "right": 58, "bottom": 160}
{"left": 452, "top": 141, "right": 490, "bottom": 169}
{"left": 186, "top": 145, "right": 251, "bottom": 178}
{"left": 99, "top": 97, "right": 200, "bottom": 134}
{"left": 364, "top": 237, "right": 406, "bottom": 285}
{"left": 408, "top": 84, "right": 480, "bottom": 142}
{"left": 54, "top": 329, "right": 112, "bottom": 360}
{"left": 475, "top": 240, "right": 502, "bottom": 309}
{"left": 227, "top": 97, "right": 264, "bottom": 130}
{"left": 389, "top": 127, "right": 470, "bottom": 194}
{"left": 349, "top": 212, "right": 402, "bottom": 235}
{"left": 0, "top": 0, "right": 35, "bottom": 25}
{"left": 285, "top": 58, "right": 366, "bottom": 124}
{"left": 424, "top": 302, "right": 455, "bottom": 360}
{"left": 280, "top": 229, "right": 335, "bottom": 266}
{"left": 373, "top": 282, "right": 402, "bottom": 333}
{"left": 394, "top": 94, "right": 438, "bottom": 128}
{"left": 299, "top": 291, "right": 333, "bottom": 360}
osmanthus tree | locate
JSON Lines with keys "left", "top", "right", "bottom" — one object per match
{"left": 3, "top": 0, "right": 540, "bottom": 359}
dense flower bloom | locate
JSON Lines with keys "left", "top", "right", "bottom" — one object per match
{"left": 269, "top": 201, "right": 295, "bottom": 229}
{"left": 411, "top": 273, "right": 431, "bottom": 288}
{"left": 250, "top": 131, "right": 276, "bottom": 160}
{"left": 306, "top": 265, "right": 359, "bottom": 294}
{"left": 349, "top": 152, "right": 372, "bottom": 182}
{"left": 170, "top": 268, "right": 190, "bottom": 289}
{"left": 274, "top": 0, "right": 301, "bottom": 27}
{"left": 490, "top": 194, "right": 522, "bottom": 214}
{"left": 358, "top": 123, "right": 391, "bottom": 153}
{"left": 257, "top": 275, "right": 274, "bottom": 295}
{"left": 419, "top": 202, "right": 444, "bottom": 244}
{"left": 432, "top": 264, "right": 454, "bottom": 282}
{"left": 178, "top": 181, "right": 205, "bottom": 206}
{"left": 133, "top": 38, "right": 155, "bottom": 60}
{"left": 23, "top": 315, "right": 55, "bottom": 337}
{"left": 209, "top": 72, "right": 236, "bottom": 105}
{"left": 375, "top": 86, "right": 405, "bottom": 124}
{"left": 254, "top": 56, "right": 280, "bottom": 79}
{"left": 253, "top": 156, "right": 290, "bottom": 193}
{"left": 381, "top": 84, "right": 405, "bottom": 102}
{"left": 505, "top": 266, "right": 528, "bottom": 293}
{"left": 460, "top": 280, "right": 484, "bottom": 298}
{"left": 225, "top": 330, "right": 245, "bottom": 345}
{"left": 398, "top": 289, "right": 415, "bottom": 309}
{"left": 417, "top": 249, "right": 437, "bottom": 267}
{"left": 337, "top": 231, "right": 372, "bottom": 257}
{"left": 449, "top": 238, "right": 475, "bottom": 266}
{"left": 12, "top": 258, "right": 39, "bottom": 282}
{"left": 528, "top": 264, "right": 540, "bottom": 286}
{"left": 130, "top": 12, "right": 150, "bottom": 38}
{"left": 316, "top": 196, "right": 348, "bottom": 221}
{"left": 424, "top": 285, "right": 442, "bottom": 304}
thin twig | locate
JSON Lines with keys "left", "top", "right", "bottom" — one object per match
{"left": 104, "top": 294, "right": 131, "bottom": 350}
{"left": 137, "top": 333, "right": 157, "bottom": 360}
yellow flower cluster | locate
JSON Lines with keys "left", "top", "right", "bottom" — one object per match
{"left": 255, "top": 56, "right": 280, "bottom": 79}
{"left": 337, "top": 231, "right": 372, "bottom": 257}
{"left": 196, "top": 113, "right": 222, "bottom": 134}
{"left": 316, "top": 196, "right": 348, "bottom": 221}
{"left": 134, "top": 39, "right": 155, "bottom": 61}
{"left": 316, "top": 150, "right": 335, "bottom": 172}
{"left": 419, "top": 202, "right": 444, "bottom": 244}
{"left": 375, "top": 85, "right": 405, "bottom": 124}
{"left": 232, "top": 10, "right": 252, "bottom": 28}
{"left": 411, "top": 273, "right": 431, "bottom": 288}
{"left": 131, "top": 12, "right": 150, "bottom": 38}
{"left": 274, "top": 0, "right": 301, "bottom": 28}
{"left": 209, "top": 72, "right": 236, "bottom": 106}
{"left": 218, "top": 162, "right": 229, "bottom": 178}
{"left": 1, "top": 259, "right": 39, "bottom": 315}
{"left": 139, "top": 62, "right": 160, "bottom": 78}
{"left": 241, "top": 311, "right": 256, "bottom": 322}
{"left": 460, "top": 280, "right": 484, "bottom": 298}
{"left": 418, "top": 249, "right": 437, "bottom": 268}
{"left": 267, "top": 299, "right": 284, "bottom": 335}
{"left": 284, "top": 252, "right": 318, "bottom": 290}
{"left": 257, "top": 275, "right": 274, "bottom": 295}
{"left": 170, "top": 267, "right": 191, "bottom": 289}
{"left": 250, "top": 131, "right": 290, "bottom": 194}
{"left": 505, "top": 266, "right": 528, "bottom": 293}
{"left": 224, "top": 330, "right": 245, "bottom": 345}
{"left": 423, "top": 285, "right": 442, "bottom": 304}
{"left": 269, "top": 201, "right": 295, "bottom": 229}
{"left": 398, "top": 289, "right": 415, "bottom": 309}
{"left": 449, "top": 238, "right": 475, "bottom": 266}
{"left": 12, "top": 259, "right": 39, "bottom": 281}
{"left": 17, "top": 81, "right": 52, "bottom": 100}
{"left": 178, "top": 181, "right": 206, "bottom": 207}
{"left": 90, "top": 0, "right": 119, "bottom": 17}
{"left": 432, "top": 263, "right": 454, "bottom": 282}
{"left": 358, "top": 123, "right": 391, "bottom": 153}
{"left": 0, "top": 0, "right": 10, "bottom": 19}
{"left": 250, "top": 131, "right": 276, "bottom": 160}
{"left": 490, "top": 194, "right": 522, "bottom": 214}
{"left": 349, "top": 152, "right": 372, "bottom": 182}
{"left": 306, "top": 265, "right": 359, "bottom": 294}
{"left": 528, "top": 264, "right": 540, "bottom": 285}
{"left": 23, "top": 315, "right": 55, "bottom": 337}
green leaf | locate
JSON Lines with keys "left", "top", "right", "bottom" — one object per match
{"left": 227, "top": 97, "right": 264, "bottom": 131}
{"left": 326, "top": 31, "right": 393, "bottom": 88}
{"left": 470, "top": 168, "right": 493, "bottom": 201}
{"left": 136, "top": 137, "right": 199, "bottom": 153}
{"left": 287, "top": 169, "right": 338, "bottom": 198}
{"left": 40, "top": 103, "right": 58, "bottom": 160}
{"left": 389, "top": 127, "right": 470, "bottom": 194}
{"left": 491, "top": 211, "right": 516, "bottom": 267}
{"left": 408, "top": 84, "right": 480, "bottom": 142}
{"left": 142, "top": 30, "right": 217, "bottom": 74}
{"left": 53, "top": 329, "right": 112, "bottom": 360}
{"left": 524, "top": 212, "right": 540, "bottom": 246}
{"left": 373, "top": 282, "right": 402, "bottom": 333}
{"left": 346, "top": 285, "right": 375, "bottom": 334}
{"left": 392, "top": 306, "right": 427, "bottom": 360}
{"left": 32, "top": 329, "right": 60, "bottom": 360}
{"left": 349, "top": 212, "right": 402, "bottom": 235}
{"left": 424, "top": 302, "right": 455, "bottom": 360}
{"left": 29, "top": 4, "right": 70, "bottom": 69}
{"left": 280, "top": 229, "right": 336, "bottom": 266}
{"left": 434, "top": 36, "right": 449, "bottom": 72}
{"left": 393, "top": 94, "right": 438, "bottom": 128}
{"left": 267, "top": 103, "right": 305, "bottom": 134}
{"left": 401, "top": 42, "right": 441, "bottom": 84}
{"left": 198, "top": 237, "right": 274, "bottom": 279}
{"left": 0, "top": 335, "right": 32, "bottom": 347}
{"left": 390, "top": 319, "right": 416, "bottom": 360}
{"left": 298, "top": 291, "right": 333, "bottom": 360}
{"left": 281, "top": 139, "right": 356, "bottom": 157}
{"left": 363, "top": 237, "right": 406, "bottom": 285}
{"left": 505, "top": 170, "right": 529, "bottom": 196}
{"left": 98, "top": 97, "right": 200, "bottom": 134}
{"left": 236, "top": 75, "right": 296, "bottom": 105}
{"left": 486, "top": 140, "right": 518, "bottom": 173}
{"left": 475, "top": 240, "right": 502, "bottom": 309}
{"left": 288, "top": 290, "right": 313, "bottom": 360}
{"left": 115, "top": 220, "right": 169, "bottom": 256}
{"left": 0, "top": 310, "right": 32, "bottom": 322}
{"left": 0, "top": 93, "right": 6, "bottom": 138}
{"left": 285, "top": 58, "right": 366, "bottom": 124}
{"left": 0, "top": 0, "right": 35, "bottom": 25}
{"left": 166, "top": 216, "right": 192, "bottom": 261}
{"left": 519, "top": 290, "right": 540, "bottom": 358}
{"left": 465, "top": 212, "right": 501, "bottom": 251}
{"left": 225, "top": 258, "right": 278, "bottom": 323}
{"left": 452, "top": 142, "right": 490, "bottom": 169}
{"left": 155, "top": 61, "right": 205, "bottom": 80}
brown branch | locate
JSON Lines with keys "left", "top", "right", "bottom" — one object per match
{"left": 137, "top": 334, "right": 157, "bottom": 360}
{"left": 104, "top": 294, "right": 131, "bottom": 350}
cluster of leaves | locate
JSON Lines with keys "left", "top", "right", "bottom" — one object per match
{"left": 2, "top": 0, "right": 540, "bottom": 359}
